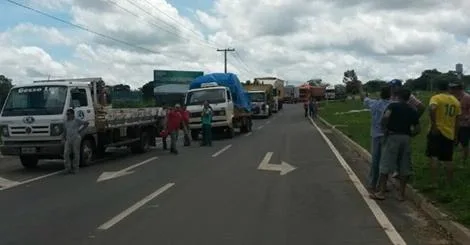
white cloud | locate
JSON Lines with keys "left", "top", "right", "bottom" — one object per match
{"left": 2, "top": 0, "right": 470, "bottom": 88}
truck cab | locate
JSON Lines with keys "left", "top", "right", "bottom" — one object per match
{"left": 248, "top": 90, "right": 271, "bottom": 118}
{"left": 185, "top": 83, "right": 234, "bottom": 139}
{"left": 325, "top": 86, "right": 336, "bottom": 100}
{"left": 0, "top": 79, "right": 99, "bottom": 168}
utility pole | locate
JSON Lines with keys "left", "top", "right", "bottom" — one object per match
{"left": 217, "top": 48, "right": 235, "bottom": 73}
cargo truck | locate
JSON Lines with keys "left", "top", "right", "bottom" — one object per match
{"left": 243, "top": 83, "right": 273, "bottom": 118}
{"left": 0, "top": 78, "right": 161, "bottom": 169}
{"left": 186, "top": 73, "right": 252, "bottom": 139}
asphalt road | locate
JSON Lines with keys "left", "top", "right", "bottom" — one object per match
{"left": 0, "top": 105, "right": 453, "bottom": 245}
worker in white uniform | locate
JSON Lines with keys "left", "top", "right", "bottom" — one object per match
{"left": 63, "top": 108, "right": 89, "bottom": 174}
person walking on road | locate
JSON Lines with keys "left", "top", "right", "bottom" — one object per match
{"left": 201, "top": 100, "right": 213, "bottom": 146}
{"left": 359, "top": 86, "right": 391, "bottom": 192}
{"left": 63, "top": 108, "right": 89, "bottom": 174}
{"left": 167, "top": 104, "right": 183, "bottom": 154}
{"left": 303, "top": 99, "right": 309, "bottom": 117}
{"left": 389, "top": 79, "right": 425, "bottom": 178}
{"left": 450, "top": 82, "right": 470, "bottom": 164}
{"left": 371, "top": 88, "right": 420, "bottom": 201}
{"left": 426, "top": 81, "right": 461, "bottom": 186}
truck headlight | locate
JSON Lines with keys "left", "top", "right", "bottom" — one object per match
{"left": 50, "top": 123, "right": 64, "bottom": 136}
{"left": 0, "top": 125, "right": 9, "bottom": 137}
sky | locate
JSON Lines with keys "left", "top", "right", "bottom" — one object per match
{"left": 1, "top": 0, "right": 470, "bottom": 89}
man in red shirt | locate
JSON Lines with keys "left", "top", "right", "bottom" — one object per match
{"left": 180, "top": 106, "right": 191, "bottom": 146}
{"left": 166, "top": 104, "right": 183, "bottom": 154}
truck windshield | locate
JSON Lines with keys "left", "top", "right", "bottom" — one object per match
{"left": 1, "top": 86, "right": 68, "bottom": 116}
{"left": 326, "top": 89, "right": 335, "bottom": 93}
{"left": 186, "top": 89, "right": 226, "bottom": 105}
{"left": 249, "top": 92, "right": 265, "bottom": 102}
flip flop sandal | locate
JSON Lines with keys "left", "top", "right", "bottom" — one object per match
{"left": 370, "top": 193, "right": 386, "bottom": 200}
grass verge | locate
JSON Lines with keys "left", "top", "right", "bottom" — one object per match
{"left": 319, "top": 93, "right": 470, "bottom": 226}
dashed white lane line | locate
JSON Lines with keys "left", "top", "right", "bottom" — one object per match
{"left": 256, "top": 125, "right": 264, "bottom": 130}
{"left": 266, "top": 120, "right": 271, "bottom": 124}
{"left": 245, "top": 132, "right": 252, "bottom": 137}
{"left": 309, "top": 117, "right": 407, "bottom": 245}
{"left": 98, "top": 183, "right": 175, "bottom": 230}
{"left": 211, "top": 144, "right": 232, "bottom": 157}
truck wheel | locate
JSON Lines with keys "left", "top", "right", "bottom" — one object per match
{"left": 131, "top": 132, "right": 150, "bottom": 154}
{"left": 20, "top": 156, "right": 38, "bottom": 169}
{"left": 226, "top": 127, "right": 235, "bottom": 138}
{"left": 191, "top": 130, "right": 199, "bottom": 141}
{"left": 80, "top": 139, "right": 94, "bottom": 167}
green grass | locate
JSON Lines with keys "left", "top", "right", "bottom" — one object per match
{"left": 319, "top": 92, "right": 470, "bottom": 226}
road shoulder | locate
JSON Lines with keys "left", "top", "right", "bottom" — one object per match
{"left": 313, "top": 116, "right": 460, "bottom": 245}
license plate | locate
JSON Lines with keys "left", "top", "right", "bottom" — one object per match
{"left": 21, "top": 147, "right": 36, "bottom": 154}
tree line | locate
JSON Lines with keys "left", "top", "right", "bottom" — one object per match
{"left": 343, "top": 69, "right": 469, "bottom": 94}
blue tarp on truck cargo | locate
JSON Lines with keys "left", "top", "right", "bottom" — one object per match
{"left": 189, "top": 73, "right": 251, "bottom": 112}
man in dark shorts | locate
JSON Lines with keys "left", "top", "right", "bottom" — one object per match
{"left": 450, "top": 82, "right": 470, "bottom": 164}
{"left": 370, "top": 88, "right": 420, "bottom": 201}
{"left": 427, "top": 81, "right": 461, "bottom": 185}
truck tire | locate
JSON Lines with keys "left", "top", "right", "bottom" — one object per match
{"left": 80, "top": 139, "right": 94, "bottom": 167}
{"left": 191, "top": 130, "right": 199, "bottom": 141}
{"left": 20, "top": 156, "right": 38, "bottom": 169}
{"left": 226, "top": 127, "right": 235, "bottom": 138}
{"left": 131, "top": 132, "right": 150, "bottom": 154}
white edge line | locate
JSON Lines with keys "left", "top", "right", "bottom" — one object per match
{"left": 0, "top": 170, "right": 63, "bottom": 191}
{"left": 98, "top": 183, "right": 175, "bottom": 230}
{"left": 309, "top": 117, "right": 407, "bottom": 245}
{"left": 211, "top": 144, "right": 232, "bottom": 157}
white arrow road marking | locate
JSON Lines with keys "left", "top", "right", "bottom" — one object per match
{"left": 256, "top": 125, "right": 264, "bottom": 130}
{"left": 245, "top": 132, "right": 252, "bottom": 137}
{"left": 98, "top": 183, "right": 175, "bottom": 230}
{"left": 97, "top": 156, "right": 158, "bottom": 182}
{"left": 212, "top": 144, "right": 232, "bottom": 157}
{"left": 266, "top": 120, "right": 271, "bottom": 124}
{"left": 0, "top": 177, "right": 20, "bottom": 188}
{"left": 257, "top": 152, "right": 296, "bottom": 176}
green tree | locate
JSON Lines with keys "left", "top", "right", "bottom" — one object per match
{"left": 343, "top": 70, "right": 362, "bottom": 94}
{"left": 140, "top": 81, "right": 154, "bottom": 101}
{"left": 0, "top": 75, "right": 13, "bottom": 108}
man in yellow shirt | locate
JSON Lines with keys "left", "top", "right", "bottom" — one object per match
{"left": 426, "top": 81, "right": 461, "bottom": 185}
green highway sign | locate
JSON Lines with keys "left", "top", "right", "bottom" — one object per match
{"left": 153, "top": 70, "right": 204, "bottom": 86}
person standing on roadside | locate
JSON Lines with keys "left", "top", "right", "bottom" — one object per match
{"left": 180, "top": 105, "right": 191, "bottom": 146}
{"left": 389, "top": 79, "right": 425, "bottom": 178}
{"left": 449, "top": 82, "right": 470, "bottom": 164}
{"left": 159, "top": 104, "right": 169, "bottom": 150}
{"left": 303, "top": 99, "right": 309, "bottom": 117}
{"left": 427, "top": 81, "right": 461, "bottom": 186}
{"left": 63, "top": 109, "right": 89, "bottom": 174}
{"left": 201, "top": 100, "right": 213, "bottom": 146}
{"left": 371, "top": 88, "right": 420, "bottom": 201}
{"left": 359, "top": 86, "right": 391, "bottom": 192}
{"left": 167, "top": 104, "right": 183, "bottom": 154}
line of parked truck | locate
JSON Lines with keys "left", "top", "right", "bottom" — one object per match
{"left": 0, "top": 72, "right": 289, "bottom": 169}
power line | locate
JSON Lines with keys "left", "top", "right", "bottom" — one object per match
{"left": 141, "top": 0, "right": 221, "bottom": 48}
{"left": 5, "top": 0, "right": 168, "bottom": 55}
{"left": 122, "top": 0, "right": 217, "bottom": 49}
{"left": 232, "top": 51, "right": 260, "bottom": 77}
